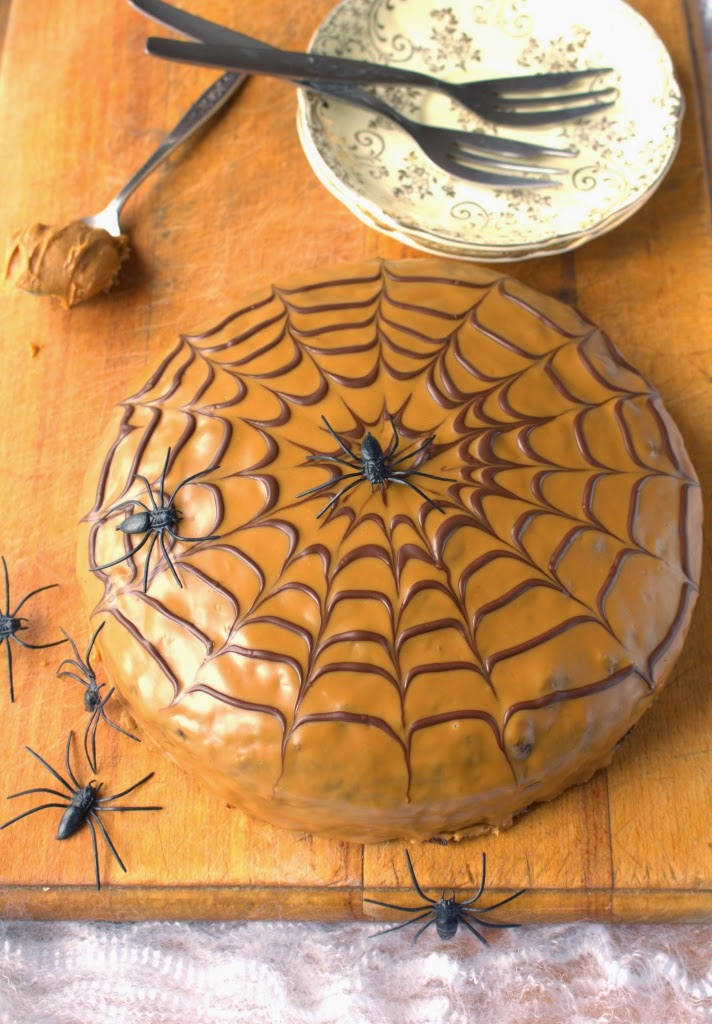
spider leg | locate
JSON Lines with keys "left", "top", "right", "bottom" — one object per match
{"left": 460, "top": 909, "right": 521, "bottom": 929}
{"left": 57, "top": 670, "right": 89, "bottom": 688}
{"left": 99, "top": 771, "right": 155, "bottom": 804}
{"left": 98, "top": 804, "right": 163, "bottom": 812}
{"left": 57, "top": 652, "right": 89, "bottom": 677}
{"left": 296, "top": 471, "right": 362, "bottom": 498}
{"left": 159, "top": 533, "right": 183, "bottom": 590}
{"left": 85, "top": 708, "right": 101, "bottom": 774}
{"left": 7, "top": 786, "right": 69, "bottom": 800}
{"left": 459, "top": 917, "right": 489, "bottom": 946}
{"left": 389, "top": 478, "right": 446, "bottom": 514}
{"left": 100, "top": 707, "right": 140, "bottom": 745}
{"left": 316, "top": 478, "right": 364, "bottom": 519}
{"left": 63, "top": 733, "right": 84, "bottom": 792}
{"left": 320, "top": 416, "right": 357, "bottom": 459}
{"left": 413, "top": 918, "right": 437, "bottom": 943}
{"left": 157, "top": 448, "right": 171, "bottom": 507}
{"left": 166, "top": 528, "right": 220, "bottom": 543}
{"left": 305, "top": 453, "right": 362, "bottom": 470}
{"left": 13, "top": 635, "right": 68, "bottom": 651}
{"left": 134, "top": 474, "right": 158, "bottom": 510}
{"left": 91, "top": 532, "right": 150, "bottom": 572}
{"left": 388, "top": 435, "right": 436, "bottom": 467}
{"left": 1, "top": 556, "right": 9, "bottom": 614}
{"left": 167, "top": 463, "right": 221, "bottom": 505}
{"left": 393, "top": 469, "right": 456, "bottom": 484}
{"left": 90, "top": 810, "right": 127, "bottom": 875}
{"left": 364, "top": 898, "right": 431, "bottom": 913}
{"left": 368, "top": 910, "right": 434, "bottom": 938}
{"left": 4, "top": 640, "right": 13, "bottom": 703}
{"left": 24, "top": 745, "right": 74, "bottom": 794}
{"left": 0, "top": 803, "right": 69, "bottom": 830}
{"left": 11, "top": 582, "right": 59, "bottom": 616}
{"left": 95, "top": 687, "right": 140, "bottom": 748}
{"left": 464, "top": 889, "right": 528, "bottom": 913}
{"left": 404, "top": 849, "right": 437, "bottom": 904}
{"left": 58, "top": 629, "right": 85, "bottom": 670}
{"left": 459, "top": 853, "right": 487, "bottom": 906}
{"left": 85, "top": 623, "right": 105, "bottom": 670}
{"left": 85, "top": 814, "right": 103, "bottom": 890}
{"left": 142, "top": 534, "right": 159, "bottom": 593}
{"left": 383, "top": 416, "right": 400, "bottom": 460}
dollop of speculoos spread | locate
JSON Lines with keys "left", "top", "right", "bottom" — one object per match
{"left": 4, "top": 220, "right": 129, "bottom": 307}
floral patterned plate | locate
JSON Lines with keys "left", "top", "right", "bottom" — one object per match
{"left": 296, "top": 0, "right": 683, "bottom": 260}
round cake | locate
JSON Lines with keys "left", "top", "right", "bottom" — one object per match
{"left": 79, "top": 259, "right": 702, "bottom": 842}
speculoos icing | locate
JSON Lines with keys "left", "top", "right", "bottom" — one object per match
{"left": 4, "top": 221, "right": 129, "bottom": 307}
{"left": 78, "top": 259, "right": 702, "bottom": 842}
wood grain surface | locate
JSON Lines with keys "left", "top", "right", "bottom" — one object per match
{"left": 0, "top": 0, "right": 710, "bottom": 923}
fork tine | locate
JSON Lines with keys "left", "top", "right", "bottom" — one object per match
{"left": 438, "top": 128, "right": 574, "bottom": 160}
{"left": 450, "top": 145, "right": 569, "bottom": 175}
{"left": 477, "top": 98, "right": 618, "bottom": 127}
{"left": 493, "top": 87, "right": 618, "bottom": 107}
{"left": 448, "top": 132, "right": 576, "bottom": 160}
{"left": 481, "top": 67, "right": 614, "bottom": 91}
{"left": 438, "top": 163, "right": 560, "bottom": 188}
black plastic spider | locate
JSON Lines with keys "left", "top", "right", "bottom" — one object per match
{"left": 57, "top": 623, "right": 140, "bottom": 773}
{"left": 0, "top": 732, "right": 161, "bottom": 890}
{"left": 365, "top": 849, "right": 527, "bottom": 944}
{"left": 296, "top": 415, "right": 455, "bottom": 518}
{"left": 91, "top": 447, "right": 220, "bottom": 592}
{"left": 0, "top": 556, "right": 66, "bottom": 703}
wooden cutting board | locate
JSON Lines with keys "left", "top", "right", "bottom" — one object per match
{"left": 0, "top": 0, "right": 710, "bottom": 923}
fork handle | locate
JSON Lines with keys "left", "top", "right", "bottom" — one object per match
{"left": 145, "top": 36, "right": 460, "bottom": 91}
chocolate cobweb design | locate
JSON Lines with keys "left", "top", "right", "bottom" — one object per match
{"left": 84, "top": 261, "right": 701, "bottom": 839}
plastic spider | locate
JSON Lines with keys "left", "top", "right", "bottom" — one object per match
{"left": 91, "top": 447, "right": 220, "bottom": 592}
{"left": 365, "top": 849, "right": 527, "bottom": 943}
{"left": 57, "top": 623, "right": 140, "bottom": 773}
{"left": 297, "top": 415, "right": 455, "bottom": 518}
{"left": 0, "top": 732, "right": 161, "bottom": 890}
{"left": 0, "top": 555, "right": 66, "bottom": 703}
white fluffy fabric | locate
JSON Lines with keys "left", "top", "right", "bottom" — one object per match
{"left": 0, "top": 921, "right": 711, "bottom": 1023}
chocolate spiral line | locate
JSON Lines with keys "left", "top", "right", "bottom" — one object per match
{"left": 182, "top": 682, "right": 287, "bottom": 733}
{"left": 501, "top": 664, "right": 644, "bottom": 731}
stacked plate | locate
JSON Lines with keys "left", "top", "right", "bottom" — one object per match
{"left": 296, "top": 0, "right": 683, "bottom": 261}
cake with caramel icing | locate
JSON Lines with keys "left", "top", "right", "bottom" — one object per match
{"left": 78, "top": 259, "right": 701, "bottom": 842}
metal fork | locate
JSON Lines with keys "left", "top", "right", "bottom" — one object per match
{"left": 306, "top": 83, "right": 571, "bottom": 187}
{"left": 145, "top": 36, "right": 617, "bottom": 128}
{"left": 130, "top": 0, "right": 575, "bottom": 188}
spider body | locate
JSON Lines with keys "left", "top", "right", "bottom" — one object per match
{"left": 360, "top": 432, "right": 389, "bottom": 489}
{"left": 83, "top": 687, "right": 102, "bottom": 714}
{"left": 297, "top": 416, "right": 455, "bottom": 518}
{"left": 91, "top": 448, "right": 220, "bottom": 593}
{"left": 0, "top": 615, "right": 22, "bottom": 641}
{"left": 120, "top": 506, "right": 180, "bottom": 536}
{"left": 57, "top": 623, "right": 140, "bottom": 772}
{"left": 0, "top": 732, "right": 161, "bottom": 890}
{"left": 0, "top": 556, "right": 66, "bottom": 702}
{"left": 431, "top": 896, "right": 461, "bottom": 941}
{"left": 365, "top": 849, "right": 526, "bottom": 944}
{"left": 57, "top": 782, "right": 100, "bottom": 840}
